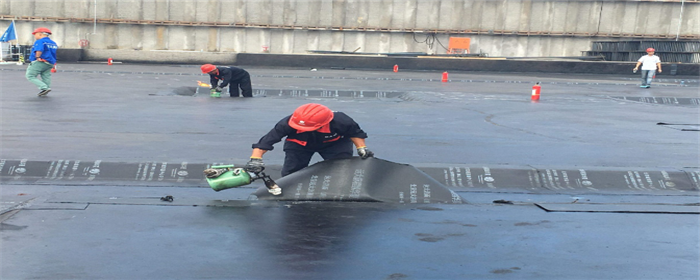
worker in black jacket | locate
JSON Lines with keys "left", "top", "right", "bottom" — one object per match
{"left": 200, "top": 64, "right": 253, "bottom": 97}
{"left": 245, "top": 103, "right": 374, "bottom": 176}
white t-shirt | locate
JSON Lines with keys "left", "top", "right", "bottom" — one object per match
{"left": 638, "top": 55, "right": 661, "bottom": 70}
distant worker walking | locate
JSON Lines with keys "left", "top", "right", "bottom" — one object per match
{"left": 200, "top": 64, "right": 253, "bottom": 98}
{"left": 633, "top": 48, "right": 662, "bottom": 88}
{"left": 26, "top": 27, "right": 58, "bottom": 97}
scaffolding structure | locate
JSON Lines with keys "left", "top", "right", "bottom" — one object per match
{"left": 583, "top": 40, "right": 700, "bottom": 63}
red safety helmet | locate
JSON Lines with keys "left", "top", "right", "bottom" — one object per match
{"left": 32, "top": 27, "right": 52, "bottom": 35}
{"left": 201, "top": 64, "right": 217, "bottom": 73}
{"left": 288, "top": 103, "right": 334, "bottom": 132}
{"left": 646, "top": 48, "right": 655, "bottom": 52}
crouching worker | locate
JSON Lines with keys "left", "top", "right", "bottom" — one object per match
{"left": 245, "top": 103, "right": 374, "bottom": 177}
{"left": 200, "top": 64, "right": 253, "bottom": 97}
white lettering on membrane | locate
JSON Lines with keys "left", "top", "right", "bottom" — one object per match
{"left": 643, "top": 172, "right": 657, "bottom": 190}
{"left": 158, "top": 162, "right": 167, "bottom": 181}
{"left": 307, "top": 175, "right": 318, "bottom": 198}
{"left": 561, "top": 170, "right": 573, "bottom": 189}
{"left": 69, "top": 160, "right": 80, "bottom": 179}
{"left": 423, "top": 184, "right": 431, "bottom": 203}
{"left": 320, "top": 175, "right": 331, "bottom": 198}
{"left": 148, "top": 162, "right": 157, "bottom": 181}
{"left": 465, "top": 168, "right": 474, "bottom": 187}
{"left": 58, "top": 160, "right": 69, "bottom": 180}
{"left": 579, "top": 169, "right": 589, "bottom": 180}
{"left": 88, "top": 160, "right": 101, "bottom": 181}
{"left": 410, "top": 184, "right": 418, "bottom": 203}
{"left": 451, "top": 190, "right": 462, "bottom": 203}
{"left": 455, "top": 167, "right": 464, "bottom": 187}
{"left": 295, "top": 183, "right": 303, "bottom": 199}
{"left": 350, "top": 169, "right": 364, "bottom": 199}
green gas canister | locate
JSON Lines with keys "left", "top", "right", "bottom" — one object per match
{"left": 204, "top": 165, "right": 253, "bottom": 192}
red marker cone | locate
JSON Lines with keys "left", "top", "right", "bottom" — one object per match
{"left": 51, "top": 65, "right": 57, "bottom": 73}
{"left": 393, "top": 65, "right": 398, "bottom": 72}
{"left": 531, "top": 82, "right": 541, "bottom": 102}
{"left": 107, "top": 58, "right": 113, "bottom": 65}
{"left": 441, "top": 71, "right": 448, "bottom": 82}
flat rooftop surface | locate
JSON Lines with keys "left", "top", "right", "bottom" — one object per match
{"left": 1, "top": 63, "right": 699, "bottom": 279}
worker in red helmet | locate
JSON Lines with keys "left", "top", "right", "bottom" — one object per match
{"left": 633, "top": 48, "right": 662, "bottom": 88}
{"left": 200, "top": 64, "right": 253, "bottom": 98}
{"left": 26, "top": 27, "right": 58, "bottom": 97}
{"left": 245, "top": 103, "right": 373, "bottom": 176}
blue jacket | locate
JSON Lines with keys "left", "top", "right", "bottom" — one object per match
{"left": 30, "top": 37, "right": 58, "bottom": 64}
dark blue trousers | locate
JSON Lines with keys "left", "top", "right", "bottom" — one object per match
{"left": 281, "top": 141, "right": 353, "bottom": 176}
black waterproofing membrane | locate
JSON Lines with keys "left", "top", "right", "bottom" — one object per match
{"left": 253, "top": 157, "right": 465, "bottom": 204}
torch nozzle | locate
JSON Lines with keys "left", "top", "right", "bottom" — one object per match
{"left": 258, "top": 172, "right": 282, "bottom": 196}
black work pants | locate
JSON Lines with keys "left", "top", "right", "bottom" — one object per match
{"left": 281, "top": 141, "right": 353, "bottom": 176}
{"left": 229, "top": 72, "right": 253, "bottom": 97}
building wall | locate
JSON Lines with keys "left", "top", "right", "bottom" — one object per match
{"left": 1, "top": 0, "right": 698, "bottom": 57}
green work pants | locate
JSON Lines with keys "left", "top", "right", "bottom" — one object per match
{"left": 26, "top": 61, "right": 53, "bottom": 90}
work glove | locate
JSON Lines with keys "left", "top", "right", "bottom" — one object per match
{"left": 356, "top": 146, "right": 374, "bottom": 159}
{"left": 245, "top": 158, "right": 265, "bottom": 173}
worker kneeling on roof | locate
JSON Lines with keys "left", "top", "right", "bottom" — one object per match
{"left": 200, "top": 64, "right": 253, "bottom": 98}
{"left": 245, "top": 103, "right": 374, "bottom": 177}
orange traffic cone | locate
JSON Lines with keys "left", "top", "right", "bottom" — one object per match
{"left": 441, "top": 72, "right": 448, "bottom": 82}
{"left": 393, "top": 65, "right": 398, "bottom": 72}
{"left": 107, "top": 58, "right": 113, "bottom": 65}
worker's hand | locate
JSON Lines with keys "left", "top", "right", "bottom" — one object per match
{"left": 357, "top": 146, "right": 374, "bottom": 159}
{"left": 245, "top": 158, "right": 265, "bottom": 173}
{"left": 214, "top": 86, "right": 223, "bottom": 92}
{"left": 658, "top": 69, "right": 662, "bottom": 73}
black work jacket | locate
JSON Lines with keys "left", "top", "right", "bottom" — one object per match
{"left": 209, "top": 66, "right": 249, "bottom": 88}
{"left": 252, "top": 112, "right": 368, "bottom": 151}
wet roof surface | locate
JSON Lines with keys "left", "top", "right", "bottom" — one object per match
{"left": 1, "top": 63, "right": 698, "bottom": 279}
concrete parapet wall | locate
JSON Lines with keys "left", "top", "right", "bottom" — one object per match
{"left": 66, "top": 49, "right": 699, "bottom": 75}
{"left": 2, "top": 0, "right": 698, "bottom": 57}
{"left": 235, "top": 53, "right": 700, "bottom": 75}
{"left": 81, "top": 49, "right": 237, "bottom": 65}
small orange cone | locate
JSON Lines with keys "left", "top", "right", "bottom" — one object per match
{"left": 393, "top": 65, "right": 398, "bottom": 72}
{"left": 108, "top": 58, "right": 113, "bottom": 65}
{"left": 441, "top": 71, "right": 448, "bottom": 82}
{"left": 51, "top": 65, "right": 57, "bottom": 73}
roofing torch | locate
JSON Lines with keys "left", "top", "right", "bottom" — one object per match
{"left": 204, "top": 165, "right": 281, "bottom": 195}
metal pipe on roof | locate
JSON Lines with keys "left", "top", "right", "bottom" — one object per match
{"left": 676, "top": 0, "right": 685, "bottom": 41}
{"left": 94, "top": 0, "right": 97, "bottom": 35}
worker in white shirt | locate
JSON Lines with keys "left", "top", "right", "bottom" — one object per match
{"left": 633, "top": 48, "right": 662, "bottom": 88}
